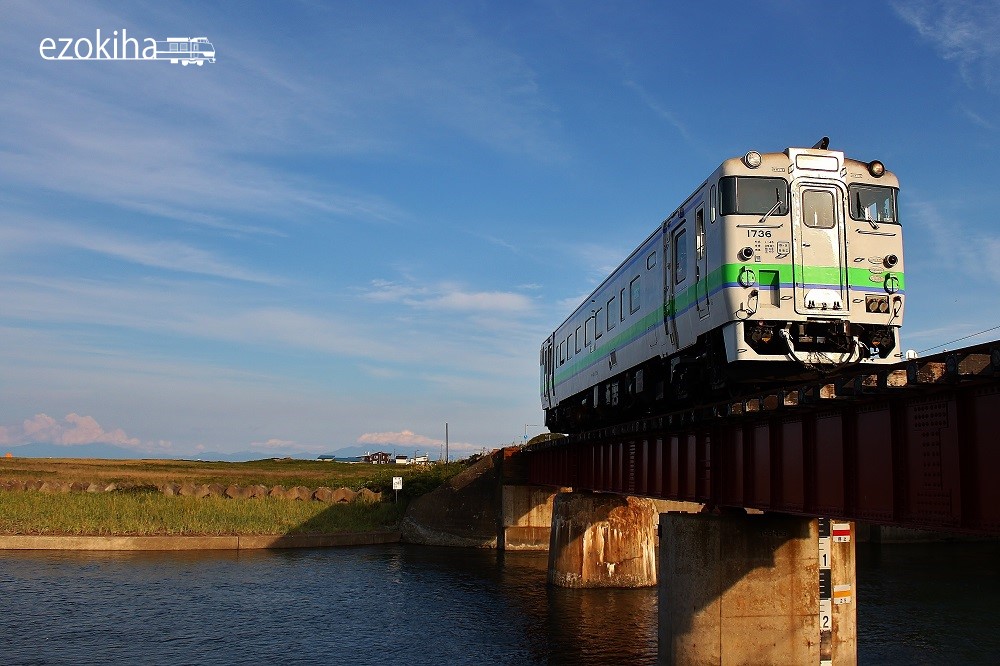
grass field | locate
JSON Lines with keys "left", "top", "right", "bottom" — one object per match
{"left": 0, "top": 456, "right": 447, "bottom": 492}
{"left": 0, "top": 490, "right": 407, "bottom": 536}
{"left": 0, "top": 456, "right": 471, "bottom": 536}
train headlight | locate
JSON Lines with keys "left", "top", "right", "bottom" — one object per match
{"left": 866, "top": 295, "right": 890, "bottom": 313}
{"left": 868, "top": 160, "right": 885, "bottom": 178}
{"left": 738, "top": 246, "right": 754, "bottom": 261}
{"left": 743, "top": 151, "right": 762, "bottom": 169}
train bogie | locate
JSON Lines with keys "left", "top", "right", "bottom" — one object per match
{"left": 541, "top": 140, "right": 904, "bottom": 433}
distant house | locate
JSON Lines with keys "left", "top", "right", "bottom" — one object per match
{"left": 394, "top": 455, "right": 409, "bottom": 465}
{"left": 363, "top": 451, "right": 392, "bottom": 465}
{"left": 412, "top": 454, "right": 430, "bottom": 466}
{"left": 317, "top": 455, "right": 336, "bottom": 462}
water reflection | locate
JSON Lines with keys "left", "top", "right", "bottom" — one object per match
{"left": 856, "top": 542, "right": 1000, "bottom": 665}
{"left": 1, "top": 542, "right": 997, "bottom": 665}
{"left": 0, "top": 546, "right": 657, "bottom": 665}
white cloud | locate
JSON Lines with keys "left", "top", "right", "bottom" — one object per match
{"left": 357, "top": 429, "right": 480, "bottom": 454}
{"left": 1, "top": 412, "right": 145, "bottom": 449}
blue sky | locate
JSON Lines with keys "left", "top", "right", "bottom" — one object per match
{"left": 2, "top": 1, "right": 999, "bottom": 459}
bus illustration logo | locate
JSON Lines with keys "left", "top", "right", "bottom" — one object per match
{"left": 155, "top": 37, "right": 215, "bottom": 66}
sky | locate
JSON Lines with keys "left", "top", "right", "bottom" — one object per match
{"left": 1, "top": 1, "right": 999, "bottom": 460}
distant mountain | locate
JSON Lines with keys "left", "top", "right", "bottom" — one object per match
{"left": 328, "top": 445, "right": 435, "bottom": 459}
{"left": 2, "top": 443, "right": 304, "bottom": 462}
{"left": 191, "top": 450, "right": 320, "bottom": 462}
{"left": 1, "top": 443, "right": 384, "bottom": 463}
{"left": 4, "top": 442, "right": 153, "bottom": 460}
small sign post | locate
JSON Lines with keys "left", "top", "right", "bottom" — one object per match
{"left": 392, "top": 476, "right": 402, "bottom": 503}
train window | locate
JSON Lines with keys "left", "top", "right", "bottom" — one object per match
{"left": 710, "top": 185, "right": 717, "bottom": 222}
{"left": 559, "top": 340, "right": 565, "bottom": 365}
{"left": 696, "top": 209, "right": 705, "bottom": 260}
{"left": 607, "top": 297, "right": 616, "bottom": 330}
{"left": 629, "top": 276, "right": 641, "bottom": 314}
{"left": 620, "top": 287, "right": 626, "bottom": 321}
{"left": 802, "top": 190, "right": 836, "bottom": 229}
{"left": 585, "top": 316, "right": 594, "bottom": 346}
{"left": 720, "top": 176, "right": 789, "bottom": 216}
{"left": 674, "top": 229, "right": 688, "bottom": 284}
{"left": 575, "top": 326, "right": 581, "bottom": 353}
{"left": 566, "top": 335, "right": 573, "bottom": 359}
{"left": 848, "top": 184, "right": 897, "bottom": 224}
{"left": 595, "top": 308, "right": 603, "bottom": 339}
{"left": 646, "top": 252, "right": 656, "bottom": 269}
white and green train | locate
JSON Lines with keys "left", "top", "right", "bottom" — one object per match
{"left": 540, "top": 139, "right": 903, "bottom": 433}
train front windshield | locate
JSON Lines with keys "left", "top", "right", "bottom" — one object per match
{"left": 849, "top": 184, "right": 897, "bottom": 224}
{"left": 719, "top": 176, "right": 789, "bottom": 216}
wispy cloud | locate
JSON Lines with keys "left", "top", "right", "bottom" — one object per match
{"left": 891, "top": 0, "right": 1000, "bottom": 91}
{"left": 0, "top": 218, "right": 284, "bottom": 284}
{"left": 362, "top": 278, "right": 537, "bottom": 314}
{"left": 624, "top": 79, "right": 711, "bottom": 157}
{"left": 908, "top": 198, "right": 1000, "bottom": 281}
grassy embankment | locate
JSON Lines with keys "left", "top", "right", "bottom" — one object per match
{"left": 0, "top": 456, "right": 469, "bottom": 536}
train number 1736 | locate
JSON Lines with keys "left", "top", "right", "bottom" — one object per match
{"left": 747, "top": 229, "right": 772, "bottom": 238}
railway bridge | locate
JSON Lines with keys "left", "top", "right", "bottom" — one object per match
{"left": 505, "top": 341, "right": 1000, "bottom": 664}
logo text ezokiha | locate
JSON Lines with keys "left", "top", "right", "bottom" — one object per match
{"left": 39, "top": 30, "right": 215, "bottom": 66}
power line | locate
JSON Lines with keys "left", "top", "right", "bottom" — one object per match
{"left": 918, "top": 323, "right": 1000, "bottom": 354}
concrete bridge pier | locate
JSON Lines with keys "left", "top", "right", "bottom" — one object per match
{"left": 658, "top": 512, "right": 856, "bottom": 665}
{"left": 547, "top": 491, "right": 660, "bottom": 588}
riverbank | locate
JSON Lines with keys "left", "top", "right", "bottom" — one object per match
{"left": 0, "top": 456, "right": 470, "bottom": 544}
{"left": 0, "top": 530, "right": 401, "bottom": 551}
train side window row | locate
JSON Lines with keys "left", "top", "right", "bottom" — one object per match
{"left": 556, "top": 248, "right": 657, "bottom": 368}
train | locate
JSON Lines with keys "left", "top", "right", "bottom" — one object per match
{"left": 540, "top": 138, "right": 904, "bottom": 433}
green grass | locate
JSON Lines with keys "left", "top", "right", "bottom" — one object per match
{"left": 0, "top": 490, "right": 407, "bottom": 536}
{"left": 0, "top": 457, "right": 466, "bottom": 492}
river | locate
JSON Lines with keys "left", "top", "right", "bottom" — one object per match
{"left": 1, "top": 542, "right": 997, "bottom": 664}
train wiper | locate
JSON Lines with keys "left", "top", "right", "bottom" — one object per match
{"left": 758, "top": 193, "right": 782, "bottom": 224}
{"left": 858, "top": 193, "right": 880, "bottom": 230}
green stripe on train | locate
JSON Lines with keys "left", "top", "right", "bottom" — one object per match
{"left": 551, "top": 263, "right": 904, "bottom": 385}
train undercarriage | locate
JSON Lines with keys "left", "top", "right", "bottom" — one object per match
{"left": 544, "top": 320, "right": 898, "bottom": 434}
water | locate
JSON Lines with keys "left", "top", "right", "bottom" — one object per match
{"left": 856, "top": 542, "right": 1000, "bottom": 664}
{"left": 0, "top": 542, "right": 996, "bottom": 665}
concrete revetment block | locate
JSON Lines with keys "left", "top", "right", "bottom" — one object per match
{"left": 288, "top": 486, "right": 312, "bottom": 501}
{"left": 312, "top": 487, "right": 334, "bottom": 502}
{"left": 331, "top": 487, "right": 356, "bottom": 503}
{"left": 224, "top": 485, "right": 251, "bottom": 500}
{"left": 247, "top": 484, "right": 269, "bottom": 499}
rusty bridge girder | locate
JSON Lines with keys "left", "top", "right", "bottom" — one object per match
{"left": 523, "top": 342, "right": 1000, "bottom": 535}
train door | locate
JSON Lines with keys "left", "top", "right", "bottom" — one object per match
{"left": 667, "top": 223, "right": 695, "bottom": 350}
{"left": 694, "top": 206, "right": 710, "bottom": 319}
{"left": 791, "top": 181, "right": 847, "bottom": 315}
{"left": 540, "top": 336, "right": 555, "bottom": 409}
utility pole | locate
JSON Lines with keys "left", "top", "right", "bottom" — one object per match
{"left": 445, "top": 422, "right": 449, "bottom": 464}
